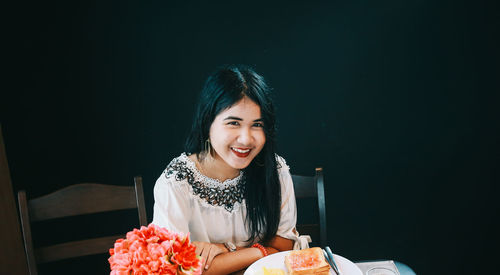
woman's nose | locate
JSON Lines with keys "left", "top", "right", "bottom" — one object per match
{"left": 237, "top": 127, "right": 253, "bottom": 144}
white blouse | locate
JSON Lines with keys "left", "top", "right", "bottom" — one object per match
{"left": 152, "top": 153, "right": 299, "bottom": 247}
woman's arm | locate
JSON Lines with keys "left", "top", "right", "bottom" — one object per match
{"left": 202, "top": 236, "right": 293, "bottom": 275}
{"left": 266, "top": 235, "right": 294, "bottom": 254}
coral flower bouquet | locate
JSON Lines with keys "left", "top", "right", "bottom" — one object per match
{"left": 109, "top": 224, "right": 202, "bottom": 275}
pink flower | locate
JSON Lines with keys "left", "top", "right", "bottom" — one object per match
{"left": 109, "top": 224, "right": 202, "bottom": 275}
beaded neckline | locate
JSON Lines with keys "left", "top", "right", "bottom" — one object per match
{"left": 181, "top": 153, "right": 243, "bottom": 188}
{"left": 164, "top": 153, "right": 245, "bottom": 212}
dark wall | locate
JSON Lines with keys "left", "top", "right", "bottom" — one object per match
{"left": 3, "top": 1, "right": 499, "bottom": 274}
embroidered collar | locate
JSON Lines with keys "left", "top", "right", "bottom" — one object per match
{"left": 164, "top": 153, "right": 245, "bottom": 212}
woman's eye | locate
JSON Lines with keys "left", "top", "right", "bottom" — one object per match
{"left": 227, "top": 121, "right": 240, "bottom": 126}
{"left": 253, "top": 122, "right": 264, "bottom": 128}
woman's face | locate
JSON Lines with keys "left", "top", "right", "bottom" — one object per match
{"left": 209, "top": 96, "right": 266, "bottom": 171}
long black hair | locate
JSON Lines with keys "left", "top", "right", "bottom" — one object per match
{"left": 184, "top": 65, "right": 281, "bottom": 244}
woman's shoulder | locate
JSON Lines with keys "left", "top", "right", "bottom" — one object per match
{"left": 164, "top": 152, "right": 191, "bottom": 174}
{"left": 275, "top": 154, "right": 290, "bottom": 171}
{"left": 157, "top": 153, "right": 196, "bottom": 186}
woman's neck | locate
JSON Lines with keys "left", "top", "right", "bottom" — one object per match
{"left": 189, "top": 153, "right": 240, "bottom": 182}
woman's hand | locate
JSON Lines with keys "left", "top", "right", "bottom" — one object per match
{"left": 192, "top": 241, "right": 227, "bottom": 271}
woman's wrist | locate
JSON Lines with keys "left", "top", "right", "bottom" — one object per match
{"left": 224, "top": 242, "right": 238, "bottom": 253}
{"left": 251, "top": 243, "right": 269, "bottom": 257}
{"left": 215, "top": 243, "right": 229, "bottom": 253}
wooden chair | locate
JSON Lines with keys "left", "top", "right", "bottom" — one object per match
{"left": 292, "top": 167, "right": 327, "bottom": 248}
{"left": 0, "top": 125, "right": 29, "bottom": 275}
{"left": 17, "top": 177, "right": 147, "bottom": 275}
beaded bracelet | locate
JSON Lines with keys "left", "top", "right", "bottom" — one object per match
{"left": 251, "top": 243, "right": 269, "bottom": 257}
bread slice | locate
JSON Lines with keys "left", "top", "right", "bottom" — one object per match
{"left": 285, "top": 247, "right": 331, "bottom": 275}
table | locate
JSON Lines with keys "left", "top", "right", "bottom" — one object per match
{"left": 355, "top": 260, "right": 416, "bottom": 275}
{"left": 233, "top": 259, "right": 416, "bottom": 275}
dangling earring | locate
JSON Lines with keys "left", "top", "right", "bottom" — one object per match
{"left": 204, "top": 139, "right": 212, "bottom": 157}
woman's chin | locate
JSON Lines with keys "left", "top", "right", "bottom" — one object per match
{"left": 230, "top": 162, "right": 251, "bottom": 170}
{"left": 227, "top": 157, "right": 254, "bottom": 170}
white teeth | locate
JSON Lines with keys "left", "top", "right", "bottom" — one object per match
{"left": 232, "top": 147, "right": 250, "bottom": 153}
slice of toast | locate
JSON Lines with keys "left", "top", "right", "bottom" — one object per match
{"left": 285, "top": 247, "right": 331, "bottom": 275}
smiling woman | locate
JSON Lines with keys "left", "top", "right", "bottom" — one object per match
{"left": 152, "top": 65, "right": 302, "bottom": 275}
{"left": 206, "top": 97, "right": 266, "bottom": 173}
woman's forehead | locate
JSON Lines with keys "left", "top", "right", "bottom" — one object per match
{"left": 217, "top": 96, "right": 261, "bottom": 119}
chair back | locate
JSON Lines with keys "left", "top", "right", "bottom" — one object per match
{"left": 17, "top": 177, "right": 147, "bottom": 275}
{"left": 292, "top": 167, "right": 327, "bottom": 248}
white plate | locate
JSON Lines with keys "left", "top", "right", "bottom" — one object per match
{"left": 244, "top": 250, "right": 363, "bottom": 275}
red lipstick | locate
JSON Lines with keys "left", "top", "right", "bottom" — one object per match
{"left": 231, "top": 147, "right": 251, "bottom": 158}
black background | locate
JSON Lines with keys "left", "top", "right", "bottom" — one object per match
{"left": 2, "top": 0, "right": 499, "bottom": 274}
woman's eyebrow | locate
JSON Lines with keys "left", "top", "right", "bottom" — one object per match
{"left": 223, "top": 116, "right": 263, "bottom": 122}
{"left": 223, "top": 116, "right": 243, "bottom": 121}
